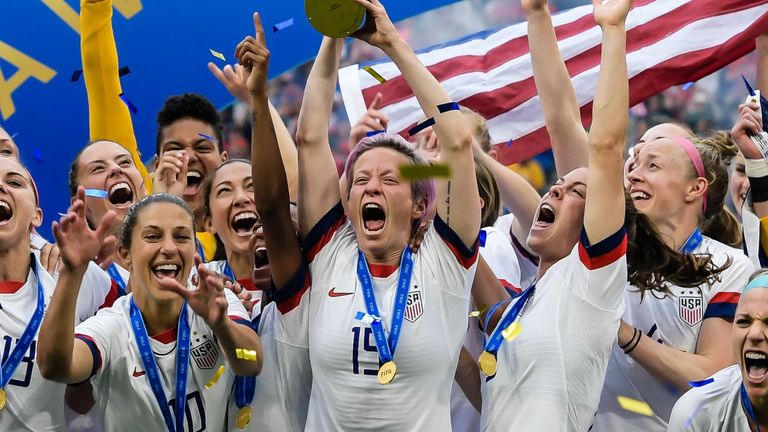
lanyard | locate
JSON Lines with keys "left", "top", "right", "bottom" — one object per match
{"left": 482, "top": 284, "right": 535, "bottom": 355}
{"left": 224, "top": 261, "right": 258, "bottom": 409}
{"left": 1, "top": 260, "right": 44, "bottom": 388}
{"left": 130, "top": 297, "right": 190, "bottom": 432}
{"left": 680, "top": 227, "right": 703, "bottom": 254}
{"left": 107, "top": 263, "right": 127, "bottom": 297}
{"left": 741, "top": 383, "right": 762, "bottom": 432}
{"left": 356, "top": 247, "right": 413, "bottom": 364}
{"left": 196, "top": 240, "right": 206, "bottom": 263}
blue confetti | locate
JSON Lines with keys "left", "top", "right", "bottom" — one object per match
{"left": 33, "top": 149, "right": 42, "bottom": 163}
{"left": 688, "top": 378, "right": 714, "bottom": 387}
{"left": 437, "top": 102, "right": 460, "bottom": 113}
{"left": 366, "top": 130, "right": 386, "bottom": 137}
{"left": 273, "top": 18, "right": 294, "bottom": 32}
{"left": 57, "top": 212, "right": 67, "bottom": 217}
{"left": 119, "top": 66, "right": 131, "bottom": 77}
{"left": 506, "top": 138, "right": 514, "bottom": 147}
{"left": 119, "top": 92, "right": 138, "bottom": 114}
{"left": 478, "top": 230, "right": 487, "bottom": 247}
{"left": 681, "top": 82, "right": 694, "bottom": 92}
{"left": 197, "top": 133, "right": 217, "bottom": 142}
{"left": 70, "top": 69, "right": 83, "bottom": 83}
{"left": 84, "top": 189, "right": 108, "bottom": 199}
{"left": 743, "top": 74, "right": 756, "bottom": 97}
{"left": 355, "top": 311, "right": 365, "bottom": 321}
{"left": 408, "top": 118, "right": 436, "bottom": 137}
{"left": 10, "top": 132, "right": 18, "bottom": 140}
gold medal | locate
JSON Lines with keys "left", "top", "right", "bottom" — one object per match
{"left": 378, "top": 361, "right": 397, "bottom": 385}
{"left": 0, "top": 388, "right": 5, "bottom": 411}
{"left": 479, "top": 351, "right": 498, "bottom": 376}
{"left": 235, "top": 406, "right": 251, "bottom": 429}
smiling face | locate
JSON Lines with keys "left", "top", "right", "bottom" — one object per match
{"left": 76, "top": 141, "right": 145, "bottom": 226}
{"left": 527, "top": 168, "right": 587, "bottom": 263}
{"left": 734, "top": 287, "right": 768, "bottom": 402}
{"left": 204, "top": 161, "right": 259, "bottom": 256}
{"left": 348, "top": 147, "right": 426, "bottom": 259}
{"left": 251, "top": 204, "right": 299, "bottom": 291}
{"left": 157, "top": 118, "right": 227, "bottom": 216}
{"left": 730, "top": 153, "right": 749, "bottom": 216}
{"left": 120, "top": 202, "right": 195, "bottom": 304}
{"left": 0, "top": 158, "right": 41, "bottom": 250}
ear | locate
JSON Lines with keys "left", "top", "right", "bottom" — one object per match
{"left": 203, "top": 214, "right": 216, "bottom": 235}
{"left": 153, "top": 153, "right": 160, "bottom": 170}
{"left": 479, "top": 197, "right": 485, "bottom": 211}
{"left": 30, "top": 207, "right": 43, "bottom": 230}
{"left": 411, "top": 197, "right": 428, "bottom": 221}
{"left": 488, "top": 148, "right": 499, "bottom": 161}
{"left": 684, "top": 177, "right": 708, "bottom": 205}
{"left": 118, "top": 245, "right": 132, "bottom": 272}
{"left": 220, "top": 150, "right": 229, "bottom": 162}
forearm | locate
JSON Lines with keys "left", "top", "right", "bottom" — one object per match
{"left": 589, "top": 26, "right": 628, "bottom": 148}
{"left": 38, "top": 267, "right": 84, "bottom": 381}
{"left": 268, "top": 101, "right": 298, "bottom": 201}
{"left": 252, "top": 94, "right": 290, "bottom": 211}
{"left": 454, "top": 346, "right": 482, "bottom": 412}
{"left": 527, "top": 8, "right": 588, "bottom": 175}
{"left": 295, "top": 37, "right": 343, "bottom": 147}
{"left": 757, "top": 33, "right": 768, "bottom": 94}
{"left": 472, "top": 256, "right": 510, "bottom": 333}
{"left": 214, "top": 320, "right": 263, "bottom": 376}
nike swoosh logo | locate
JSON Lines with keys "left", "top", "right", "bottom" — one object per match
{"left": 328, "top": 287, "right": 353, "bottom": 298}
{"left": 132, "top": 368, "right": 146, "bottom": 377}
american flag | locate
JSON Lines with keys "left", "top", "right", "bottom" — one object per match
{"left": 339, "top": 0, "right": 768, "bottom": 165}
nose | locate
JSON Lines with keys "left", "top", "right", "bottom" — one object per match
{"left": 548, "top": 183, "right": 564, "bottom": 199}
{"left": 627, "top": 166, "right": 643, "bottom": 185}
{"left": 187, "top": 149, "right": 199, "bottom": 163}
{"left": 747, "top": 322, "right": 767, "bottom": 345}
{"left": 364, "top": 177, "right": 382, "bottom": 195}
{"left": 159, "top": 233, "right": 178, "bottom": 256}
{"left": 232, "top": 186, "right": 251, "bottom": 207}
{"left": 107, "top": 160, "right": 124, "bottom": 179}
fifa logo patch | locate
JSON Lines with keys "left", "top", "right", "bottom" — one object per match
{"left": 191, "top": 339, "right": 219, "bottom": 369}
{"left": 678, "top": 290, "right": 703, "bottom": 327}
{"left": 404, "top": 286, "right": 423, "bottom": 322}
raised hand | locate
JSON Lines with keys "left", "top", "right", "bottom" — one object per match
{"left": 731, "top": 102, "right": 764, "bottom": 160}
{"left": 521, "top": 0, "right": 549, "bottom": 14}
{"left": 593, "top": 0, "right": 632, "bottom": 28}
{"left": 349, "top": 93, "right": 390, "bottom": 145}
{"left": 351, "top": 0, "right": 401, "bottom": 49}
{"left": 152, "top": 150, "right": 189, "bottom": 197}
{"left": 235, "top": 13, "right": 270, "bottom": 97}
{"left": 208, "top": 63, "right": 251, "bottom": 108}
{"left": 157, "top": 255, "right": 229, "bottom": 329}
{"left": 52, "top": 186, "right": 119, "bottom": 273}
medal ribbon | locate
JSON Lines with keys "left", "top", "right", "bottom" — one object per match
{"left": 680, "top": 227, "right": 703, "bottom": 254}
{"left": 482, "top": 284, "right": 535, "bottom": 356}
{"left": 130, "top": 297, "right": 190, "bottom": 432}
{"left": 741, "top": 382, "right": 762, "bottom": 432}
{"left": 223, "top": 261, "right": 258, "bottom": 410}
{"left": 107, "top": 263, "right": 127, "bottom": 297}
{"left": 356, "top": 247, "right": 414, "bottom": 364}
{"left": 0, "top": 259, "right": 44, "bottom": 389}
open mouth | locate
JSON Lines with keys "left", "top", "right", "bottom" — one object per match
{"left": 533, "top": 203, "right": 555, "bottom": 228}
{"left": 185, "top": 170, "right": 203, "bottom": 196}
{"left": 253, "top": 246, "right": 269, "bottom": 269}
{"left": 630, "top": 190, "right": 651, "bottom": 202}
{"left": 231, "top": 211, "right": 259, "bottom": 236}
{"left": 745, "top": 351, "right": 768, "bottom": 384}
{"left": 151, "top": 263, "right": 181, "bottom": 281}
{"left": 0, "top": 200, "right": 12, "bottom": 224}
{"left": 362, "top": 203, "right": 386, "bottom": 234}
{"left": 108, "top": 182, "right": 134, "bottom": 207}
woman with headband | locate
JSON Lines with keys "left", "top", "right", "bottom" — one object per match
{"left": 668, "top": 270, "right": 768, "bottom": 431}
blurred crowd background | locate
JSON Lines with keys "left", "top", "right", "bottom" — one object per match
{"left": 219, "top": 0, "right": 759, "bottom": 194}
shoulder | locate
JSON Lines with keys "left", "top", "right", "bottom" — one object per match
{"left": 671, "top": 365, "right": 742, "bottom": 427}
{"left": 701, "top": 237, "right": 753, "bottom": 270}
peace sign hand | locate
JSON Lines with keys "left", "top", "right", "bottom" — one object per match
{"left": 235, "top": 13, "right": 270, "bottom": 97}
{"left": 157, "top": 255, "right": 229, "bottom": 330}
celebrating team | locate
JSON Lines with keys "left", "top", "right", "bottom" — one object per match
{"left": 0, "top": 0, "right": 767, "bottom": 430}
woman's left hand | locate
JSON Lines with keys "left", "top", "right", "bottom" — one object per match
{"left": 351, "top": 0, "right": 402, "bottom": 49}
{"left": 158, "top": 255, "right": 229, "bottom": 329}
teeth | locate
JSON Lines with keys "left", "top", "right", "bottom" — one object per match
{"left": 255, "top": 246, "right": 267, "bottom": 253}
{"left": 187, "top": 171, "right": 202, "bottom": 179}
{"left": 631, "top": 191, "right": 650, "bottom": 200}
{"left": 747, "top": 352, "right": 767, "bottom": 360}
{"left": 234, "top": 212, "right": 257, "bottom": 222}
{"left": 154, "top": 264, "right": 178, "bottom": 271}
{"left": 0, "top": 201, "right": 8, "bottom": 210}
{"left": 540, "top": 203, "right": 554, "bottom": 212}
{"left": 109, "top": 182, "right": 130, "bottom": 194}
{"left": 364, "top": 203, "right": 381, "bottom": 209}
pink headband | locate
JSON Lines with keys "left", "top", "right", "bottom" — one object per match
{"left": 671, "top": 136, "right": 707, "bottom": 212}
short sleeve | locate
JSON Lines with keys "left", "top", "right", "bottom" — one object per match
{"left": 75, "top": 262, "right": 114, "bottom": 324}
{"left": 573, "top": 227, "right": 628, "bottom": 310}
{"left": 418, "top": 215, "right": 479, "bottom": 297}
{"left": 74, "top": 306, "right": 124, "bottom": 378}
{"left": 703, "top": 251, "right": 753, "bottom": 321}
{"left": 225, "top": 288, "right": 251, "bottom": 328}
{"left": 667, "top": 389, "right": 700, "bottom": 432}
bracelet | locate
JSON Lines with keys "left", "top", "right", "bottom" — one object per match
{"left": 745, "top": 158, "right": 768, "bottom": 178}
{"left": 619, "top": 327, "right": 638, "bottom": 350}
{"left": 749, "top": 175, "right": 768, "bottom": 203}
{"left": 624, "top": 329, "right": 643, "bottom": 355}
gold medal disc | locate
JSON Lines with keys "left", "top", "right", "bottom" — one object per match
{"left": 0, "top": 388, "right": 5, "bottom": 411}
{"left": 235, "top": 406, "right": 252, "bottom": 429}
{"left": 479, "top": 351, "right": 498, "bottom": 376}
{"left": 378, "top": 361, "right": 397, "bottom": 385}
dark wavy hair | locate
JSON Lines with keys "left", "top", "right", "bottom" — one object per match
{"left": 155, "top": 93, "right": 224, "bottom": 155}
{"left": 121, "top": 193, "right": 194, "bottom": 249}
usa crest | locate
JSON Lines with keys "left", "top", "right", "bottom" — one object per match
{"left": 405, "top": 286, "right": 423, "bottom": 322}
{"left": 678, "top": 290, "right": 703, "bottom": 327}
{"left": 191, "top": 338, "right": 219, "bottom": 369}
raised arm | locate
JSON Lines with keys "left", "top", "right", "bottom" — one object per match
{"left": 38, "top": 188, "right": 119, "bottom": 383}
{"left": 583, "top": 0, "right": 631, "bottom": 243}
{"left": 80, "top": 0, "right": 150, "bottom": 188}
{"left": 237, "top": 13, "right": 304, "bottom": 289}
{"left": 524, "top": 0, "right": 589, "bottom": 176}
{"left": 294, "top": 38, "right": 344, "bottom": 237}
{"left": 354, "top": 0, "right": 480, "bottom": 247}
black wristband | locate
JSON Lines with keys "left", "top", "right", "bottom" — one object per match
{"left": 619, "top": 327, "right": 638, "bottom": 350}
{"left": 748, "top": 175, "right": 768, "bottom": 203}
{"left": 624, "top": 330, "right": 643, "bottom": 355}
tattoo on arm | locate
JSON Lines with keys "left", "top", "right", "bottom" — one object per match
{"left": 446, "top": 181, "right": 451, "bottom": 225}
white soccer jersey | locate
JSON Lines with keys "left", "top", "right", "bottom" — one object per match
{"left": 74, "top": 291, "right": 250, "bottom": 432}
{"left": 742, "top": 200, "right": 765, "bottom": 269}
{"left": 493, "top": 213, "right": 538, "bottom": 288}
{"left": 294, "top": 203, "right": 478, "bottom": 431}
{"left": 0, "top": 256, "right": 112, "bottom": 431}
{"left": 668, "top": 365, "right": 750, "bottom": 431}
{"left": 593, "top": 236, "right": 754, "bottom": 431}
{"left": 481, "top": 228, "right": 627, "bottom": 431}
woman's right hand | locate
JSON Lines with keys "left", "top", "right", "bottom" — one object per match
{"left": 152, "top": 150, "right": 189, "bottom": 197}
{"left": 731, "top": 102, "right": 764, "bottom": 160}
{"left": 52, "top": 186, "right": 119, "bottom": 273}
{"left": 351, "top": 0, "right": 402, "bottom": 50}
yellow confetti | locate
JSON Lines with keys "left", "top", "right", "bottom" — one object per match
{"left": 363, "top": 66, "right": 387, "bottom": 84}
{"left": 236, "top": 348, "right": 258, "bottom": 362}
{"left": 204, "top": 365, "right": 226, "bottom": 389}
{"left": 209, "top": 49, "right": 226, "bottom": 61}
{"left": 398, "top": 164, "right": 451, "bottom": 181}
{"left": 469, "top": 304, "right": 488, "bottom": 318}
{"left": 617, "top": 396, "right": 654, "bottom": 416}
{"left": 501, "top": 323, "right": 522, "bottom": 341}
